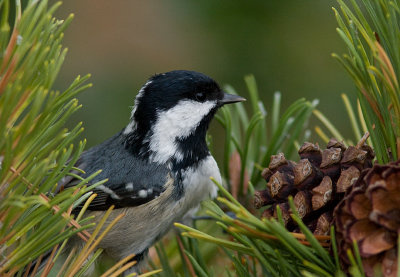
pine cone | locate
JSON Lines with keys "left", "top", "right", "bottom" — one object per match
{"left": 254, "top": 135, "right": 374, "bottom": 236}
{"left": 334, "top": 160, "right": 400, "bottom": 277}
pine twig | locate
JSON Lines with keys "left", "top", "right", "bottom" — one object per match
{"left": 9, "top": 166, "right": 91, "bottom": 242}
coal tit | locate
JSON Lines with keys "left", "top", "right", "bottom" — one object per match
{"left": 60, "top": 70, "right": 245, "bottom": 273}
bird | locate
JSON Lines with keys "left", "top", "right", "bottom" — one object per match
{"left": 58, "top": 70, "right": 245, "bottom": 274}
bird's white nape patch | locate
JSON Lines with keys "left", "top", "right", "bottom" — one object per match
{"left": 148, "top": 99, "right": 217, "bottom": 164}
{"left": 123, "top": 80, "right": 152, "bottom": 135}
{"left": 123, "top": 121, "right": 136, "bottom": 135}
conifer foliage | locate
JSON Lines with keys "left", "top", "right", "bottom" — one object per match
{"left": 0, "top": 1, "right": 123, "bottom": 276}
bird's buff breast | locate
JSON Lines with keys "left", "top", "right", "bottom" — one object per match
{"left": 90, "top": 155, "right": 220, "bottom": 259}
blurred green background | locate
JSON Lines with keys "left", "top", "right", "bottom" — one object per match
{"left": 55, "top": 0, "right": 354, "bottom": 157}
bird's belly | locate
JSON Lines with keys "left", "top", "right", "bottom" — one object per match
{"left": 93, "top": 185, "right": 177, "bottom": 259}
{"left": 92, "top": 155, "right": 220, "bottom": 259}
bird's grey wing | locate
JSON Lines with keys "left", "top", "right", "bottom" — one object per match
{"left": 81, "top": 180, "right": 166, "bottom": 210}
{"left": 58, "top": 131, "right": 169, "bottom": 211}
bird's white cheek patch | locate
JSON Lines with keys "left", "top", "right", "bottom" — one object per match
{"left": 149, "top": 100, "right": 217, "bottom": 163}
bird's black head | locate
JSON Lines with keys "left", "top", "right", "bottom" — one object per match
{"left": 137, "top": 70, "right": 222, "bottom": 113}
{"left": 123, "top": 70, "right": 245, "bottom": 166}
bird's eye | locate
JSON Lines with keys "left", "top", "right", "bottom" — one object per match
{"left": 195, "top": 92, "right": 206, "bottom": 102}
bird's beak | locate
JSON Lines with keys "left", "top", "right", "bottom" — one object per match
{"left": 220, "top": 93, "right": 246, "bottom": 105}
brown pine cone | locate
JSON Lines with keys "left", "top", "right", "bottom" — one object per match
{"left": 334, "top": 160, "right": 400, "bottom": 277}
{"left": 254, "top": 135, "right": 374, "bottom": 236}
